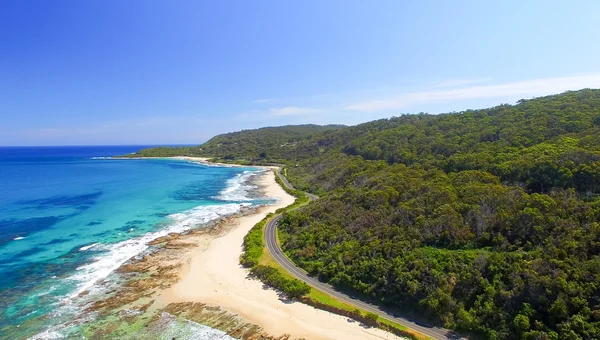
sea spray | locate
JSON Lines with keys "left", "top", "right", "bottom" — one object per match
{"left": 214, "top": 170, "right": 261, "bottom": 201}
{"left": 68, "top": 202, "right": 250, "bottom": 298}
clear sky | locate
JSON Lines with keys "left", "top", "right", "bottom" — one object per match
{"left": 2, "top": 1, "right": 600, "bottom": 146}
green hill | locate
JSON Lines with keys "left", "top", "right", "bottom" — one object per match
{"left": 130, "top": 124, "right": 344, "bottom": 160}
{"left": 140, "top": 89, "right": 600, "bottom": 339}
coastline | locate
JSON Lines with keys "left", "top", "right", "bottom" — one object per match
{"left": 116, "top": 156, "right": 262, "bottom": 168}
{"left": 160, "top": 169, "right": 404, "bottom": 340}
{"left": 117, "top": 155, "right": 283, "bottom": 171}
{"left": 73, "top": 161, "right": 405, "bottom": 339}
{"left": 171, "top": 156, "right": 248, "bottom": 167}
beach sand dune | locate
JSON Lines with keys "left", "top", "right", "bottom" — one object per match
{"left": 162, "top": 170, "right": 404, "bottom": 340}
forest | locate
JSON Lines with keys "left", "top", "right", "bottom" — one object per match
{"left": 128, "top": 124, "right": 344, "bottom": 159}
{"left": 137, "top": 89, "right": 600, "bottom": 339}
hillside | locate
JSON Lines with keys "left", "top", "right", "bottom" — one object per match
{"left": 288, "top": 89, "right": 600, "bottom": 194}
{"left": 130, "top": 124, "right": 344, "bottom": 160}
{"left": 140, "top": 89, "right": 600, "bottom": 339}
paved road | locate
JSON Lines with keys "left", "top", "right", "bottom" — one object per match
{"left": 266, "top": 169, "right": 461, "bottom": 340}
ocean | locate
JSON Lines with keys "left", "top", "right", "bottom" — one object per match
{"left": 0, "top": 146, "right": 266, "bottom": 339}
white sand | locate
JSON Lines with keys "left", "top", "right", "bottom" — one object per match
{"left": 172, "top": 156, "right": 249, "bottom": 168}
{"left": 162, "top": 170, "right": 405, "bottom": 340}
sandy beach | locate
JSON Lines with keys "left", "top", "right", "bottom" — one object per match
{"left": 161, "top": 169, "right": 405, "bottom": 340}
{"left": 172, "top": 156, "right": 252, "bottom": 167}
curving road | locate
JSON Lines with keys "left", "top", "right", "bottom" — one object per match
{"left": 266, "top": 169, "right": 461, "bottom": 340}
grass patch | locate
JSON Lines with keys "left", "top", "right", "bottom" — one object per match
{"left": 307, "top": 288, "right": 356, "bottom": 311}
{"left": 258, "top": 247, "right": 296, "bottom": 280}
{"left": 305, "top": 285, "right": 423, "bottom": 336}
{"left": 379, "top": 318, "right": 409, "bottom": 331}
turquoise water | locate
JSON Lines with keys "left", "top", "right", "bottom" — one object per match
{"left": 0, "top": 146, "right": 264, "bottom": 338}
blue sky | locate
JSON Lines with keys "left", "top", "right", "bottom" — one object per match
{"left": 1, "top": 1, "right": 600, "bottom": 146}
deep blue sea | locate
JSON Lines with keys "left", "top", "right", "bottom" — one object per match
{"left": 0, "top": 146, "right": 264, "bottom": 339}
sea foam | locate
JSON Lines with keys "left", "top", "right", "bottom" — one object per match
{"left": 31, "top": 202, "right": 252, "bottom": 339}
{"left": 78, "top": 243, "right": 99, "bottom": 251}
{"left": 66, "top": 202, "right": 249, "bottom": 298}
{"left": 155, "top": 312, "right": 237, "bottom": 340}
{"left": 214, "top": 170, "right": 260, "bottom": 201}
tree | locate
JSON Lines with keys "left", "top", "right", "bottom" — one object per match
{"left": 514, "top": 314, "right": 530, "bottom": 332}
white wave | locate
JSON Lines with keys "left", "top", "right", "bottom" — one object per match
{"left": 29, "top": 329, "right": 64, "bottom": 340}
{"left": 34, "top": 285, "right": 58, "bottom": 298}
{"left": 30, "top": 202, "right": 251, "bottom": 339}
{"left": 78, "top": 243, "right": 99, "bottom": 251}
{"left": 156, "top": 312, "right": 237, "bottom": 340}
{"left": 89, "top": 156, "right": 113, "bottom": 160}
{"left": 65, "top": 203, "right": 250, "bottom": 298}
{"left": 13, "top": 236, "right": 26, "bottom": 240}
{"left": 186, "top": 160, "right": 223, "bottom": 167}
{"left": 214, "top": 170, "right": 261, "bottom": 201}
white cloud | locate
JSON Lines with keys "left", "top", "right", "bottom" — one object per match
{"left": 269, "top": 106, "right": 325, "bottom": 116}
{"left": 432, "top": 77, "right": 492, "bottom": 88}
{"left": 345, "top": 74, "right": 600, "bottom": 112}
{"left": 252, "top": 98, "right": 273, "bottom": 103}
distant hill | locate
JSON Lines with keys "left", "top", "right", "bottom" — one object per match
{"left": 196, "top": 124, "right": 345, "bottom": 159}
{"left": 131, "top": 124, "right": 344, "bottom": 160}
{"left": 138, "top": 89, "right": 600, "bottom": 339}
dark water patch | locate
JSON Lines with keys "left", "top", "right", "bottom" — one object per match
{"left": 0, "top": 257, "right": 16, "bottom": 265}
{"left": 0, "top": 216, "right": 65, "bottom": 246}
{"left": 92, "top": 230, "right": 113, "bottom": 238}
{"left": 12, "top": 246, "right": 45, "bottom": 259}
{"left": 154, "top": 212, "right": 170, "bottom": 218}
{"left": 17, "top": 191, "right": 103, "bottom": 211}
{"left": 164, "top": 162, "right": 207, "bottom": 170}
{"left": 86, "top": 220, "right": 103, "bottom": 226}
{"left": 117, "top": 220, "right": 145, "bottom": 232}
{"left": 41, "top": 238, "right": 70, "bottom": 246}
{"left": 170, "top": 181, "right": 224, "bottom": 201}
{"left": 75, "top": 204, "right": 93, "bottom": 212}
{"left": 69, "top": 233, "right": 79, "bottom": 237}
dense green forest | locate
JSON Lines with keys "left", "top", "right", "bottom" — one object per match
{"left": 138, "top": 89, "right": 600, "bottom": 339}
{"left": 129, "top": 124, "right": 344, "bottom": 159}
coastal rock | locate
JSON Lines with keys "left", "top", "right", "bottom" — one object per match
{"left": 116, "top": 261, "right": 152, "bottom": 274}
{"left": 147, "top": 233, "right": 180, "bottom": 245}
{"left": 164, "top": 241, "right": 196, "bottom": 249}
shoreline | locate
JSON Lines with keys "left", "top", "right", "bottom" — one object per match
{"left": 171, "top": 156, "right": 251, "bottom": 168}
{"left": 159, "top": 168, "right": 405, "bottom": 340}
{"left": 78, "top": 161, "right": 405, "bottom": 339}
{"left": 171, "top": 156, "right": 283, "bottom": 172}
{"left": 115, "top": 155, "right": 271, "bottom": 169}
